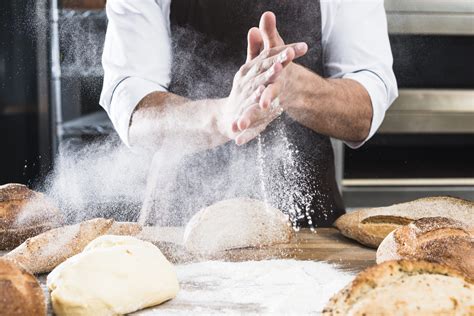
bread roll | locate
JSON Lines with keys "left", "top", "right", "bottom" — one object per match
{"left": 183, "top": 198, "right": 292, "bottom": 254}
{"left": 377, "top": 217, "right": 474, "bottom": 278}
{"left": 323, "top": 260, "right": 474, "bottom": 315}
{"left": 5, "top": 218, "right": 142, "bottom": 274}
{"left": 0, "top": 258, "right": 46, "bottom": 316}
{"left": 0, "top": 183, "right": 63, "bottom": 250}
{"left": 334, "top": 196, "right": 474, "bottom": 248}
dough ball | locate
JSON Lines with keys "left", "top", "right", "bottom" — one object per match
{"left": 183, "top": 198, "right": 292, "bottom": 253}
{"left": 47, "top": 235, "right": 179, "bottom": 316}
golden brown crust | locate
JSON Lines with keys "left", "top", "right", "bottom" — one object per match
{"left": 385, "top": 217, "right": 474, "bottom": 278}
{"left": 0, "top": 258, "right": 46, "bottom": 316}
{"left": 323, "top": 260, "right": 474, "bottom": 315}
{"left": 108, "top": 222, "right": 142, "bottom": 236}
{"left": 334, "top": 196, "right": 474, "bottom": 248}
{"left": 5, "top": 218, "right": 114, "bottom": 274}
{"left": 0, "top": 183, "right": 63, "bottom": 250}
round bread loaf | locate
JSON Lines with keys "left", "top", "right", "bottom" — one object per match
{"left": 183, "top": 198, "right": 292, "bottom": 254}
{"left": 323, "top": 260, "right": 474, "bottom": 315}
{"left": 376, "top": 217, "right": 474, "bottom": 278}
{"left": 0, "top": 183, "right": 63, "bottom": 250}
{"left": 0, "top": 258, "right": 46, "bottom": 316}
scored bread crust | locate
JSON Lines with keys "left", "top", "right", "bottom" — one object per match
{"left": 323, "top": 260, "right": 474, "bottom": 315}
{"left": 0, "top": 258, "right": 46, "bottom": 316}
{"left": 0, "top": 183, "right": 63, "bottom": 250}
{"left": 5, "top": 218, "right": 143, "bottom": 274}
{"left": 334, "top": 196, "right": 474, "bottom": 248}
{"left": 377, "top": 217, "right": 474, "bottom": 278}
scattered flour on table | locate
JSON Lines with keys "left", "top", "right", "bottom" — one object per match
{"left": 136, "top": 260, "right": 355, "bottom": 315}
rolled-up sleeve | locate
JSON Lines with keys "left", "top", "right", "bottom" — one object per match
{"left": 322, "top": 0, "right": 398, "bottom": 148}
{"left": 99, "top": 0, "right": 172, "bottom": 146}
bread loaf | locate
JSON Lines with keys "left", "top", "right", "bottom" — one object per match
{"left": 0, "top": 183, "right": 63, "bottom": 250}
{"left": 183, "top": 198, "right": 292, "bottom": 254}
{"left": 334, "top": 196, "right": 474, "bottom": 248}
{"left": 0, "top": 258, "right": 46, "bottom": 316}
{"left": 377, "top": 217, "right": 474, "bottom": 278}
{"left": 5, "top": 218, "right": 142, "bottom": 274}
{"left": 323, "top": 260, "right": 474, "bottom": 315}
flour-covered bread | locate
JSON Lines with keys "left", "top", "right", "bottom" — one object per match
{"left": 183, "top": 198, "right": 292, "bottom": 253}
{"left": 323, "top": 260, "right": 474, "bottom": 315}
{"left": 47, "top": 235, "right": 179, "bottom": 316}
{"left": 5, "top": 218, "right": 142, "bottom": 274}
{"left": 0, "top": 258, "right": 46, "bottom": 316}
{"left": 334, "top": 196, "right": 474, "bottom": 248}
{"left": 0, "top": 183, "right": 63, "bottom": 250}
{"left": 377, "top": 217, "right": 474, "bottom": 278}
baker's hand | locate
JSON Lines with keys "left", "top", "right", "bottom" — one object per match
{"left": 219, "top": 34, "right": 307, "bottom": 144}
{"left": 231, "top": 13, "right": 307, "bottom": 145}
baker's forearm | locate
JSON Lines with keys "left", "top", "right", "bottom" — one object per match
{"left": 129, "top": 92, "right": 230, "bottom": 153}
{"left": 285, "top": 64, "right": 372, "bottom": 142}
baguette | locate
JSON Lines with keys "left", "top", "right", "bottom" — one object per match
{"left": 0, "top": 258, "right": 46, "bottom": 316}
{"left": 323, "top": 260, "right": 474, "bottom": 315}
{"left": 4, "top": 218, "right": 142, "bottom": 274}
{"left": 334, "top": 196, "right": 474, "bottom": 248}
{"left": 377, "top": 217, "right": 474, "bottom": 278}
{"left": 0, "top": 183, "right": 63, "bottom": 250}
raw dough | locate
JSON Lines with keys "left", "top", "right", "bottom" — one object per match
{"left": 47, "top": 235, "right": 179, "bottom": 316}
{"left": 183, "top": 198, "right": 292, "bottom": 253}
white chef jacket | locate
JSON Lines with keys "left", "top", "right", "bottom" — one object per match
{"left": 99, "top": 0, "right": 398, "bottom": 149}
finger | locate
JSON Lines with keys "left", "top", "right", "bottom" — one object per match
{"left": 246, "top": 27, "right": 264, "bottom": 62}
{"left": 241, "top": 43, "right": 307, "bottom": 78}
{"left": 232, "top": 85, "right": 265, "bottom": 132}
{"left": 235, "top": 124, "right": 267, "bottom": 146}
{"left": 237, "top": 104, "right": 263, "bottom": 130}
{"left": 259, "top": 11, "right": 284, "bottom": 49}
{"left": 260, "top": 82, "right": 281, "bottom": 110}
{"left": 249, "top": 62, "right": 283, "bottom": 90}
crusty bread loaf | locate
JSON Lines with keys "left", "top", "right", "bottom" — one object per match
{"left": 4, "top": 218, "right": 142, "bottom": 274}
{"left": 183, "top": 198, "right": 292, "bottom": 254}
{"left": 0, "top": 258, "right": 46, "bottom": 316}
{"left": 0, "top": 183, "right": 63, "bottom": 250}
{"left": 323, "top": 260, "right": 474, "bottom": 315}
{"left": 334, "top": 196, "right": 474, "bottom": 248}
{"left": 377, "top": 217, "right": 474, "bottom": 278}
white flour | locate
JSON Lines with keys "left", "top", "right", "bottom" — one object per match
{"left": 136, "top": 260, "right": 355, "bottom": 315}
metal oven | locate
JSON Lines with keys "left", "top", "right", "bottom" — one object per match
{"left": 337, "top": 0, "right": 474, "bottom": 207}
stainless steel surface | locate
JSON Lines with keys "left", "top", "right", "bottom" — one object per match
{"left": 343, "top": 185, "right": 474, "bottom": 208}
{"left": 331, "top": 138, "right": 344, "bottom": 194}
{"left": 51, "top": 0, "right": 63, "bottom": 149}
{"left": 343, "top": 178, "right": 474, "bottom": 187}
{"left": 36, "top": 0, "right": 53, "bottom": 175}
{"left": 379, "top": 89, "right": 474, "bottom": 134}
{"left": 385, "top": 0, "right": 474, "bottom": 35}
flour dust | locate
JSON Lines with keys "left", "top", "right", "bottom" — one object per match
{"left": 136, "top": 260, "right": 355, "bottom": 315}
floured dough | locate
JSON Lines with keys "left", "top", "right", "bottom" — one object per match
{"left": 47, "top": 235, "right": 179, "bottom": 316}
{"left": 183, "top": 198, "right": 292, "bottom": 253}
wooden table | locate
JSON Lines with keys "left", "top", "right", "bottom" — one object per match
{"left": 2, "top": 228, "right": 376, "bottom": 314}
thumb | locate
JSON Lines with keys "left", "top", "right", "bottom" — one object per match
{"left": 259, "top": 11, "right": 284, "bottom": 49}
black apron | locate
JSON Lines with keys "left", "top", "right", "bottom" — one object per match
{"left": 144, "top": 0, "right": 345, "bottom": 228}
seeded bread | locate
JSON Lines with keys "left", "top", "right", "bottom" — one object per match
{"left": 323, "top": 260, "right": 474, "bottom": 315}
{"left": 0, "top": 183, "right": 63, "bottom": 250}
{"left": 0, "top": 258, "right": 46, "bottom": 316}
{"left": 334, "top": 196, "right": 474, "bottom": 248}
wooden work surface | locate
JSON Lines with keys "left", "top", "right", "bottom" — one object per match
{"left": 190, "top": 228, "right": 376, "bottom": 272}
{"left": 2, "top": 228, "right": 376, "bottom": 315}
